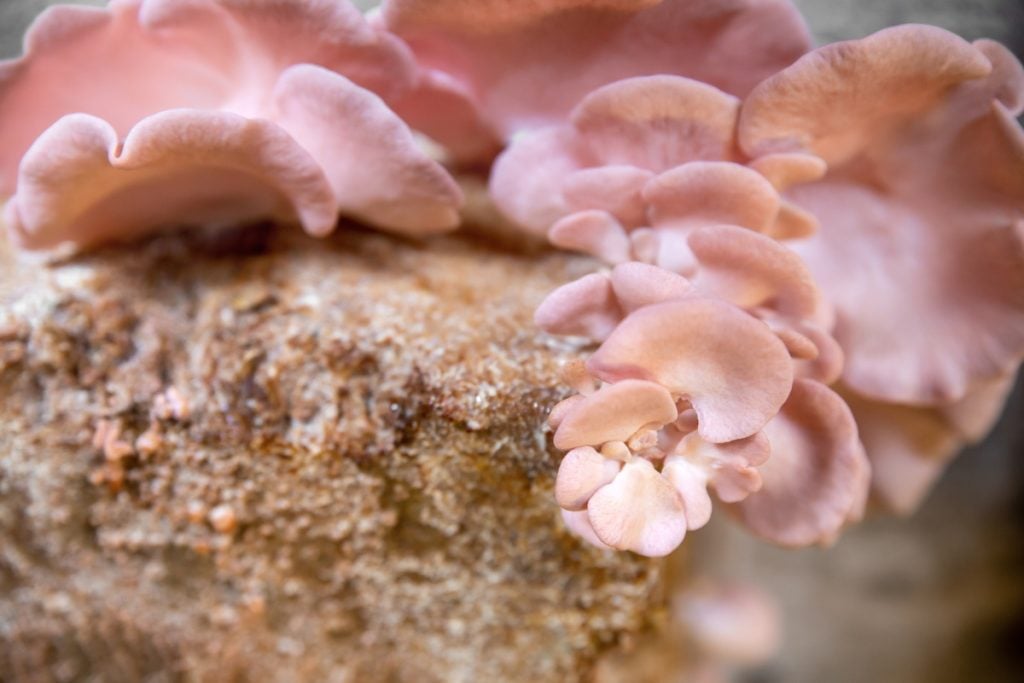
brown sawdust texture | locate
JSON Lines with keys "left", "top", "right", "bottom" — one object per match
{"left": 0, "top": 223, "right": 664, "bottom": 683}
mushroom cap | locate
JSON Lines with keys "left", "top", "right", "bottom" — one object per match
{"left": 1, "top": 0, "right": 462, "bottom": 252}
{"left": 382, "top": 0, "right": 662, "bottom": 33}
{"left": 840, "top": 388, "right": 959, "bottom": 515}
{"left": 7, "top": 110, "right": 339, "bottom": 251}
{"left": 548, "top": 394, "right": 586, "bottom": 429}
{"left": 554, "top": 379, "right": 679, "bottom": 450}
{"left": 491, "top": 70, "right": 812, "bottom": 241}
{"left": 757, "top": 314, "right": 845, "bottom": 385}
{"left": 609, "top": 261, "right": 694, "bottom": 314}
{"left": 740, "top": 26, "right": 1024, "bottom": 405}
{"left": 555, "top": 446, "right": 623, "bottom": 510}
{"left": 533, "top": 272, "right": 623, "bottom": 341}
{"left": 271, "top": 65, "right": 462, "bottom": 234}
{"left": 732, "top": 379, "right": 870, "bottom": 547}
{"left": 534, "top": 264, "right": 702, "bottom": 346}
{"left": 588, "top": 298, "right": 794, "bottom": 443}
{"left": 489, "top": 126, "right": 585, "bottom": 235}
{"left": 662, "top": 455, "right": 713, "bottom": 530}
{"left": 572, "top": 75, "right": 741, "bottom": 171}
{"left": 674, "top": 430, "right": 772, "bottom": 504}
{"left": 685, "top": 225, "right": 823, "bottom": 322}
{"left": 560, "top": 508, "right": 612, "bottom": 550}
{"left": 383, "top": 0, "right": 810, "bottom": 152}
{"left": 548, "top": 210, "right": 632, "bottom": 264}
{"left": 939, "top": 372, "right": 1016, "bottom": 441}
{"left": 842, "top": 372, "right": 1015, "bottom": 515}
{"left": 790, "top": 320, "right": 844, "bottom": 384}
{"left": 748, "top": 152, "right": 826, "bottom": 192}
{"left": 562, "top": 165, "right": 654, "bottom": 228}
{"left": 1, "top": 0, "right": 416, "bottom": 187}
{"left": 739, "top": 24, "right": 991, "bottom": 164}
{"left": 644, "top": 161, "right": 779, "bottom": 232}
{"left": 586, "top": 457, "right": 688, "bottom": 556}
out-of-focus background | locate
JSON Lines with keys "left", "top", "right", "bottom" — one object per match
{"left": 694, "top": 4, "right": 1024, "bottom": 682}
{"left": 1, "top": 1, "right": 1022, "bottom": 682}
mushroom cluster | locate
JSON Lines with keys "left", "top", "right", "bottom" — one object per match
{"left": 382, "top": 0, "right": 1024, "bottom": 554}
{"left": 499, "top": 76, "right": 871, "bottom": 552}
{"left": 378, "top": 0, "right": 811, "bottom": 161}
{"left": 2, "top": 0, "right": 1022, "bottom": 558}
{"left": 745, "top": 28, "right": 1024, "bottom": 513}
{"left": 0, "top": 0, "right": 463, "bottom": 253}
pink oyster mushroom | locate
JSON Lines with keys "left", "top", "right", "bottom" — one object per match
{"left": 739, "top": 25, "right": 1024, "bottom": 511}
{"left": 377, "top": 0, "right": 810, "bottom": 161}
{"left": 838, "top": 375, "right": 1016, "bottom": 514}
{"left": 492, "top": 72, "right": 866, "bottom": 554}
{"left": 0, "top": 0, "right": 463, "bottom": 253}
{"left": 489, "top": 74, "right": 828, "bottom": 270}
{"left": 547, "top": 263, "right": 867, "bottom": 555}
{"left": 534, "top": 238, "right": 842, "bottom": 385}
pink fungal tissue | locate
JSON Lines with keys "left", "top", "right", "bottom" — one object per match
{"left": 2, "top": 0, "right": 1023, "bottom": 558}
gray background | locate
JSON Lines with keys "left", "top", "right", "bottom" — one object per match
{"left": 1, "top": 1, "right": 1022, "bottom": 682}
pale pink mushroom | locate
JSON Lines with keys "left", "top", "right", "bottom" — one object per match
{"left": 489, "top": 74, "right": 827, "bottom": 274}
{"left": 553, "top": 379, "right": 678, "bottom": 450}
{"left": 939, "top": 373, "right": 1017, "bottom": 441}
{"left": 553, "top": 411, "right": 700, "bottom": 554}
{"left": 661, "top": 456, "right": 715, "bottom": 530}
{"left": 644, "top": 162, "right": 780, "bottom": 233}
{"left": 609, "top": 261, "right": 693, "bottom": 312}
{"left": 546, "top": 359, "right": 737, "bottom": 548}
{"left": 0, "top": 0, "right": 462, "bottom": 253}
{"left": 775, "top": 316, "right": 845, "bottom": 385}
{"left": 671, "top": 431, "right": 771, "bottom": 505}
{"left": 536, "top": 254, "right": 835, "bottom": 384}
{"left": 543, "top": 285, "right": 858, "bottom": 553}
{"left": 663, "top": 431, "right": 771, "bottom": 530}
{"left": 533, "top": 262, "right": 691, "bottom": 343}
{"left": 842, "top": 372, "right": 1015, "bottom": 513}
{"left": 382, "top": 68, "right": 503, "bottom": 165}
{"left": 560, "top": 509, "right": 612, "bottom": 551}
{"left": 379, "top": 0, "right": 809, "bottom": 160}
{"left": 535, "top": 239, "right": 853, "bottom": 552}
{"left": 840, "top": 389, "right": 961, "bottom": 514}
{"left": 740, "top": 26, "right": 1024, "bottom": 406}
{"left": 533, "top": 272, "right": 623, "bottom": 341}
{"left": 549, "top": 210, "right": 634, "bottom": 265}
{"left": 758, "top": 315, "right": 820, "bottom": 362}
{"left": 586, "top": 457, "right": 688, "bottom": 556}
{"left": 555, "top": 446, "right": 623, "bottom": 511}
{"left": 684, "top": 225, "right": 842, "bottom": 383}
{"left": 588, "top": 298, "right": 794, "bottom": 444}
{"left": 490, "top": 75, "right": 748, "bottom": 237}
{"left": 548, "top": 394, "right": 587, "bottom": 430}
{"left": 559, "top": 358, "right": 599, "bottom": 396}
{"left": 534, "top": 233, "right": 825, "bottom": 327}
{"left": 562, "top": 166, "right": 653, "bottom": 228}
{"left": 684, "top": 225, "right": 822, "bottom": 323}
{"left": 747, "top": 152, "right": 826, "bottom": 238}
{"left": 555, "top": 404, "right": 775, "bottom": 553}
{"left": 732, "top": 379, "right": 870, "bottom": 547}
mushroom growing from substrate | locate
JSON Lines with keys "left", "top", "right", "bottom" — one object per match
{"left": 0, "top": 0, "right": 463, "bottom": 254}
{"left": 392, "top": 0, "right": 1024, "bottom": 553}
{"left": 1, "top": 0, "right": 1022, "bottom": 562}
